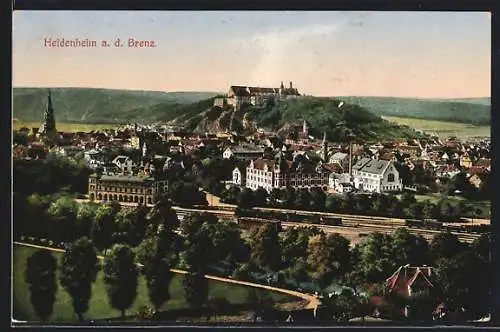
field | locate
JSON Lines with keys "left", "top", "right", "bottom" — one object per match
{"left": 13, "top": 121, "right": 122, "bottom": 133}
{"left": 13, "top": 245, "right": 296, "bottom": 322}
{"left": 382, "top": 116, "right": 490, "bottom": 139}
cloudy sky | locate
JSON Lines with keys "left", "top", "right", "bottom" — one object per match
{"left": 13, "top": 11, "right": 491, "bottom": 98}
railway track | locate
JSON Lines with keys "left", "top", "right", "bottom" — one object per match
{"left": 76, "top": 199, "right": 483, "bottom": 243}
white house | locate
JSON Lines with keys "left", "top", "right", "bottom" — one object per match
{"left": 328, "top": 173, "right": 354, "bottom": 193}
{"left": 352, "top": 157, "right": 403, "bottom": 193}
{"left": 223, "top": 145, "right": 265, "bottom": 160}
{"left": 328, "top": 152, "right": 349, "bottom": 170}
{"left": 112, "top": 155, "right": 134, "bottom": 173}
{"left": 232, "top": 167, "right": 246, "bottom": 186}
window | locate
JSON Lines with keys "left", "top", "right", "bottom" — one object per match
{"left": 387, "top": 173, "right": 395, "bottom": 182}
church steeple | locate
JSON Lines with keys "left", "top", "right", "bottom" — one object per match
{"left": 39, "top": 89, "right": 57, "bottom": 139}
{"left": 322, "top": 132, "right": 328, "bottom": 162}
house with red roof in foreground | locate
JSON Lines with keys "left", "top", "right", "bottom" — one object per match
{"left": 385, "top": 264, "right": 435, "bottom": 299}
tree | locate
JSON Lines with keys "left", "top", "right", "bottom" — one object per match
{"left": 280, "top": 227, "right": 312, "bottom": 267}
{"left": 92, "top": 204, "right": 117, "bottom": 255}
{"left": 307, "top": 233, "right": 351, "bottom": 288}
{"left": 248, "top": 224, "right": 281, "bottom": 271}
{"left": 438, "top": 200, "right": 456, "bottom": 222}
{"left": 294, "top": 188, "right": 311, "bottom": 210}
{"left": 434, "top": 250, "right": 489, "bottom": 318}
{"left": 429, "top": 232, "right": 463, "bottom": 263}
{"left": 330, "top": 288, "right": 359, "bottom": 322}
{"left": 237, "top": 188, "right": 255, "bottom": 209}
{"left": 391, "top": 228, "right": 429, "bottom": 266}
{"left": 113, "top": 205, "right": 149, "bottom": 246}
{"left": 103, "top": 244, "right": 139, "bottom": 318}
{"left": 25, "top": 250, "right": 58, "bottom": 321}
{"left": 390, "top": 201, "right": 405, "bottom": 218}
{"left": 144, "top": 254, "right": 175, "bottom": 312}
{"left": 325, "top": 194, "right": 342, "bottom": 212}
{"left": 268, "top": 188, "right": 282, "bottom": 206}
{"left": 282, "top": 187, "right": 296, "bottom": 209}
{"left": 310, "top": 187, "right": 326, "bottom": 211}
{"left": 136, "top": 236, "right": 160, "bottom": 269}
{"left": 221, "top": 185, "right": 240, "bottom": 204}
{"left": 148, "top": 199, "right": 179, "bottom": 234}
{"left": 208, "top": 221, "right": 242, "bottom": 265}
{"left": 373, "top": 194, "right": 391, "bottom": 216}
{"left": 183, "top": 271, "right": 209, "bottom": 309}
{"left": 400, "top": 192, "right": 417, "bottom": 207}
{"left": 408, "top": 203, "right": 423, "bottom": 220}
{"left": 76, "top": 203, "right": 97, "bottom": 239}
{"left": 60, "top": 237, "right": 100, "bottom": 321}
{"left": 357, "top": 232, "right": 397, "bottom": 283}
{"left": 422, "top": 201, "right": 439, "bottom": 220}
{"left": 47, "top": 196, "right": 79, "bottom": 242}
{"left": 254, "top": 187, "right": 269, "bottom": 207}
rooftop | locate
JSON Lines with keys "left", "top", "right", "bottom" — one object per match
{"left": 91, "top": 173, "right": 155, "bottom": 182}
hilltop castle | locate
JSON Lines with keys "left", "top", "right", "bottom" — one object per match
{"left": 214, "top": 81, "right": 300, "bottom": 111}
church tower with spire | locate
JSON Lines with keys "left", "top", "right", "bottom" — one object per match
{"left": 39, "top": 89, "right": 58, "bottom": 142}
{"left": 322, "top": 132, "right": 328, "bottom": 162}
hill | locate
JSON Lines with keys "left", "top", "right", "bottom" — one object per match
{"left": 167, "top": 97, "right": 423, "bottom": 142}
{"left": 338, "top": 96, "right": 490, "bottom": 125}
{"left": 13, "top": 87, "right": 220, "bottom": 124}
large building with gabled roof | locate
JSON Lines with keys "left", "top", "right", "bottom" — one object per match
{"left": 352, "top": 157, "right": 403, "bottom": 193}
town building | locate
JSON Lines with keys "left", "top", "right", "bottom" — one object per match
{"left": 223, "top": 145, "right": 265, "bottom": 160}
{"left": 385, "top": 264, "right": 435, "bottom": 299}
{"left": 242, "top": 152, "right": 332, "bottom": 192}
{"left": 352, "top": 157, "right": 403, "bottom": 193}
{"left": 88, "top": 173, "right": 168, "bottom": 205}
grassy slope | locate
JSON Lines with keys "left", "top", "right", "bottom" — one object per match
{"left": 382, "top": 116, "right": 490, "bottom": 139}
{"left": 13, "top": 245, "right": 294, "bottom": 322}
{"left": 339, "top": 96, "right": 490, "bottom": 125}
{"left": 247, "top": 96, "right": 422, "bottom": 142}
{"left": 13, "top": 88, "right": 219, "bottom": 123}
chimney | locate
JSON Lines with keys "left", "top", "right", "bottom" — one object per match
{"left": 289, "top": 81, "right": 293, "bottom": 89}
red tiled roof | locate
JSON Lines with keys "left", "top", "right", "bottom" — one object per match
{"left": 386, "top": 265, "right": 434, "bottom": 294}
{"left": 251, "top": 158, "right": 276, "bottom": 170}
{"left": 322, "top": 163, "right": 343, "bottom": 173}
{"left": 474, "top": 158, "right": 491, "bottom": 168}
{"left": 468, "top": 166, "right": 488, "bottom": 176}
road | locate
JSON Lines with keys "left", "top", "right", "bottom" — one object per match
{"left": 14, "top": 241, "right": 320, "bottom": 310}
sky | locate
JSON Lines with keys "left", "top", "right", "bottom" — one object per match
{"left": 13, "top": 11, "right": 491, "bottom": 98}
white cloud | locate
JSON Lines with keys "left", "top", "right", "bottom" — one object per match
{"left": 231, "top": 23, "right": 341, "bottom": 86}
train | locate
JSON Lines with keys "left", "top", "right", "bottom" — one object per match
{"left": 236, "top": 217, "right": 283, "bottom": 232}
{"left": 235, "top": 208, "right": 342, "bottom": 226}
{"left": 405, "top": 219, "right": 490, "bottom": 234}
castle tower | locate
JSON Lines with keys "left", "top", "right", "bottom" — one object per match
{"left": 322, "top": 132, "right": 328, "bottom": 163}
{"left": 302, "top": 120, "right": 308, "bottom": 136}
{"left": 279, "top": 81, "right": 285, "bottom": 97}
{"left": 39, "top": 89, "right": 57, "bottom": 139}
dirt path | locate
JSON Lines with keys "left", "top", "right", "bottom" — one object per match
{"left": 13, "top": 241, "right": 320, "bottom": 310}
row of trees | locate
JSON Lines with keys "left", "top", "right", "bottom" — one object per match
{"left": 220, "top": 185, "right": 485, "bottom": 221}
{"left": 240, "top": 222, "right": 490, "bottom": 320}
{"left": 22, "top": 198, "right": 247, "bottom": 322}
{"left": 14, "top": 153, "right": 91, "bottom": 196}
{"left": 25, "top": 237, "right": 176, "bottom": 322}
{"left": 20, "top": 194, "right": 491, "bottom": 321}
